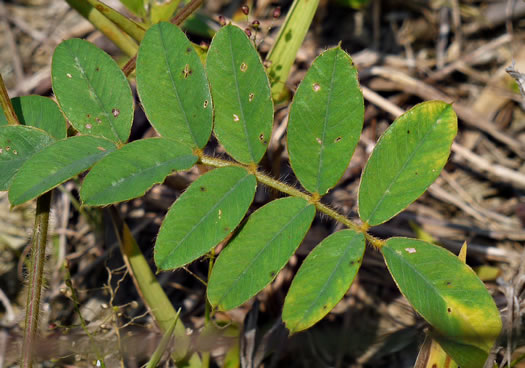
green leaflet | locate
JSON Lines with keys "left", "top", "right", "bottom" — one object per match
{"left": 358, "top": 101, "right": 457, "bottom": 226}
{"left": 9, "top": 136, "right": 116, "bottom": 206}
{"left": 287, "top": 47, "right": 364, "bottom": 195}
{"left": 52, "top": 38, "right": 134, "bottom": 144}
{"left": 150, "top": 0, "right": 181, "bottom": 24}
{"left": 80, "top": 138, "right": 197, "bottom": 206}
{"left": 265, "top": 0, "right": 320, "bottom": 101}
{"left": 382, "top": 238, "right": 502, "bottom": 368}
{"left": 155, "top": 166, "right": 256, "bottom": 270}
{"left": 136, "top": 22, "right": 212, "bottom": 148}
{"left": 0, "top": 126, "right": 55, "bottom": 191}
{"left": 119, "top": 0, "right": 146, "bottom": 18}
{"left": 0, "top": 96, "right": 66, "bottom": 139}
{"left": 207, "top": 197, "right": 315, "bottom": 310}
{"left": 282, "top": 229, "right": 365, "bottom": 334}
{"left": 206, "top": 24, "right": 273, "bottom": 164}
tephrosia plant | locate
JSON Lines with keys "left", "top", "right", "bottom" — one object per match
{"left": 1, "top": 18, "right": 501, "bottom": 368}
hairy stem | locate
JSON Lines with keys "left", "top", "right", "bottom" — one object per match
{"left": 199, "top": 154, "right": 385, "bottom": 248}
{"left": 201, "top": 248, "right": 215, "bottom": 368}
{"left": 21, "top": 191, "right": 52, "bottom": 368}
{"left": 0, "top": 74, "right": 19, "bottom": 125}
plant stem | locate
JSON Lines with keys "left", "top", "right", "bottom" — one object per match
{"left": 85, "top": 0, "right": 146, "bottom": 42}
{"left": 21, "top": 191, "right": 52, "bottom": 368}
{"left": 201, "top": 248, "right": 216, "bottom": 368}
{"left": 65, "top": 0, "right": 138, "bottom": 57}
{"left": 0, "top": 74, "right": 19, "bottom": 125}
{"left": 199, "top": 154, "right": 385, "bottom": 248}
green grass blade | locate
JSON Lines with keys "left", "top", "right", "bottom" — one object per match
{"left": 0, "top": 96, "right": 66, "bottom": 139}
{"left": 81, "top": 138, "right": 197, "bottom": 206}
{"left": 136, "top": 22, "right": 212, "bottom": 148}
{"left": 287, "top": 47, "right": 363, "bottom": 195}
{"left": 109, "top": 207, "right": 191, "bottom": 362}
{"left": 207, "top": 197, "right": 315, "bottom": 310}
{"left": 0, "top": 126, "right": 55, "bottom": 191}
{"left": 282, "top": 229, "right": 365, "bottom": 333}
{"left": 382, "top": 238, "right": 502, "bottom": 368}
{"left": 52, "top": 39, "right": 134, "bottom": 144}
{"left": 358, "top": 101, "right": 457, "bottom": 226}
{"left": 8, "top": 136, "right": 116, "bottom": 206}
{"left": 265, "top": 0, "right": 320, "bottom": 101}
{"left": 145, "top": 308, "right": 181, "bottom": 368}
{"left": 155, "top": 166, "right": 256, "bottom": 270}
{"left": 206, "top": 24, "right": 273, "bottom": 164}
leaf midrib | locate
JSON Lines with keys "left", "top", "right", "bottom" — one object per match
{"left": 366, "top": 108, "right": 448, "bottom": 224}
{"left": 160, "top": 172, "right": 254, "bottom": 267}
{"left": 384, "top": 244, "right": 487, "bottom": 346}
{"left": 84, "top": 154, "right": 196, "bottom": 203}
{"left": 315, "top": 51, "right": 338, "bottom": 194}
{"left": 215, "top": 202, "right": 313, "bottom": 308}
{"left": 227, "top": 27, "right": 256, "bottom": 163}
{"left": 290, "top": 233, "right": 363, "bottom": 330}
{"left": 158, "top": 25, "right": 198, "bottom": 146}
{"left": 65, "top": 42, "right": 121, "bottom": 143}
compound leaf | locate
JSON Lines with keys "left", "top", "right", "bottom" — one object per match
{"left": 52, "top": 38, "right": 134, "bottom": 144}
{"left": 155, "top": 166, "right": 256, "bottom": 270}
{"left": 9, "top": 136, "right": 116, "bottom": 206}
{"left": 207, "top": 197, "right": 315, "bottom": 310}
{"left": 382, "top": 238, "right": 502, "bottom": 368}
{"left": 283, "top": 229, "right": 365, "bottom": 334}
{"left": 81, "top": 138, "right": 197, "bottom": 206}
{"left": 136, "top": 22, "right": 212, "bottom": 148}
{"left": 0, "top": 126, "right": 55, "bottom": 191}
{"left": 206, "top": 24, "right": 273, "bottom": 164}
{"left": 358, "top": 101, "right": 457, "bottom": 226}
{"left": 287, "top": 47, "right": 363, "bottom": 195}
{"left": 0, "top": 96, "right": 66, "bottom": 139}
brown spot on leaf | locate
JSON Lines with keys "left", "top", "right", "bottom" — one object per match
{"left": 240, "top": 62, "right": 248, "bottom": 72}
{"left": 97, "top": 146, "right": 106, "bottom": 151}
{"left": 203, "top": 100, "right": 209, "bottom": 108}
{"left": 312, "top": 83, "right": 321, "bottom": 92}
{"left": 200, "top": 186, "right": 206, "bottom": 192}
{"left": 95, "top": 117, "right": 102, "bottom": 124}
{"left": 182, "top": 64, "right": 192, "bottom": 78}
{"left": 447, "top": 307, "right": 452, "bottom": 313}
{"left": 233, "top": 114, "right": 240, "bottom": 122}
{"left": 248, "top": 93, "right": 254, "bottom": 102}
{"left": 334, "top": 136, "right": 342, "bottom": 143}
{"left": 112, "top": 108, "right": 120, "bottom": 118}
{"left": 85, "top": 123, "right": 92, "bottom": 129}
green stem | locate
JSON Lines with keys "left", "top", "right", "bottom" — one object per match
{"left": 0, "top": 74, "right": 19, "bottom": 125}
{"left": 201, "top": 248, "right": 215, "bottom": 368}
{"left": 65, "top": 0, "right": 138, "bottom": 57}
{"left": 199, "top": 154, "right": 385, "bottom": 248}
{"left": 85, "top": 0, "right": 146, "bottom": 42}
{"left": 21, "top": 191, "right": 52, "bottom": 368}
